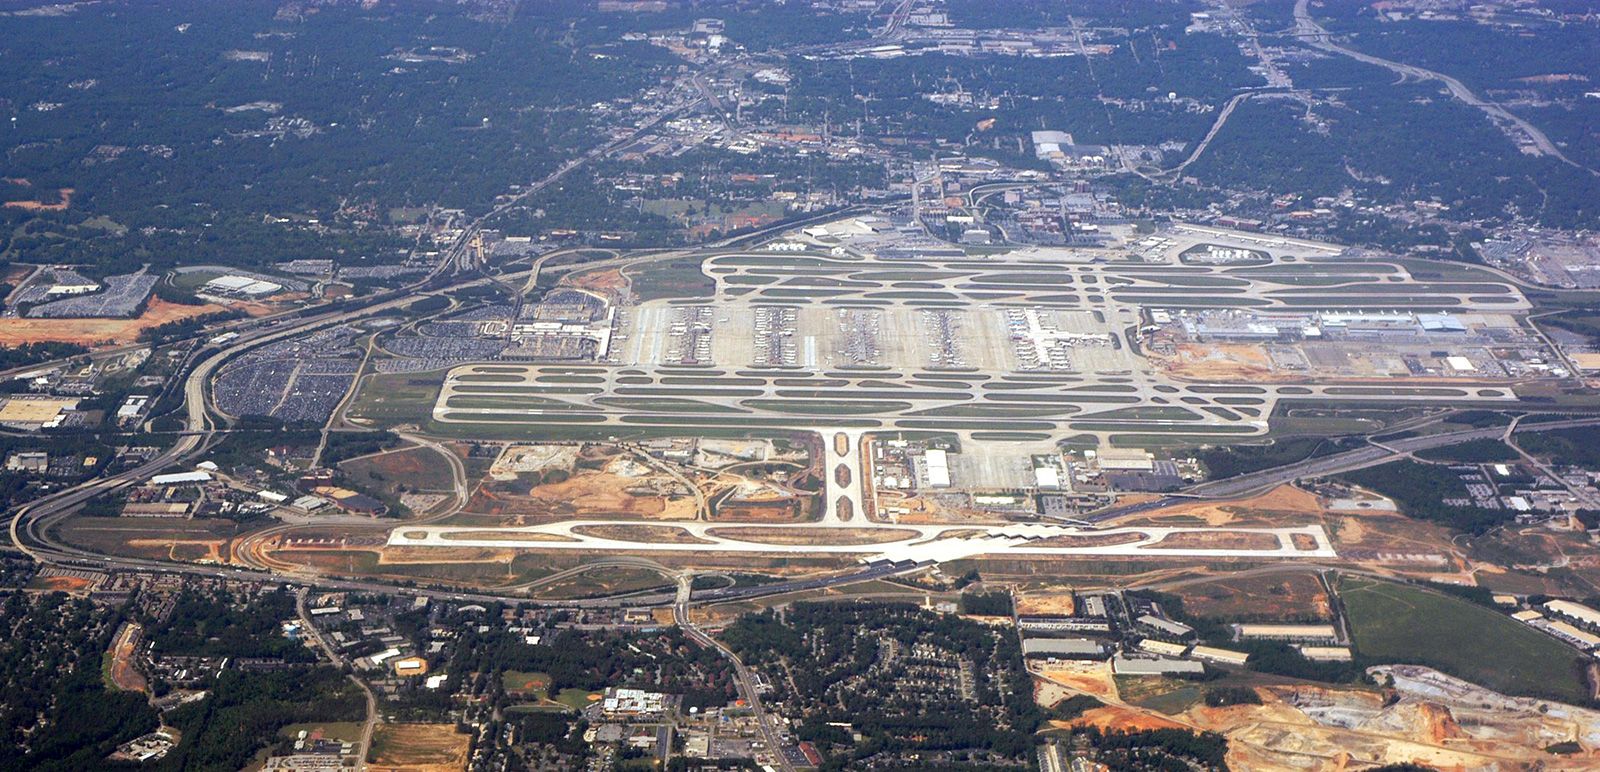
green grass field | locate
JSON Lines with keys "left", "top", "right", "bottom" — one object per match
{"left": 347, "top": 371, "right": 446, "bottom": 424}
{"left": 340, "top": 447, "right": 456, "bottom": 494}
{"left": 501, "top": 670, "right": 552, "bottom": 695}
{"left": 278, "top": 721, "right": 364, "bottom": 744}
{"left": 557, "top": 688, "right": 601, "bottom": 711}
{"left": 1339, "top": 576, "right": 1591, "bottom": 703}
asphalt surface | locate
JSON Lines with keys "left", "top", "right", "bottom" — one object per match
{"left": 1085, "top": 415, "right": 1600, "bottom": 522}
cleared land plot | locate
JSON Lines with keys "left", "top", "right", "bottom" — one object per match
{"left": 0, "top": 297, "right": 227, "bottom": 346}
{"left": 530, "top": 566, "right": 673, "bottom": 599}
{"left": 341, "top": 446, "right": 457, "bottom": 495}
{"left": 1339, "top": 575, "right": 1590, "bottom": 703}
{"left": 1029, "top": 532, "right": 1146, "bottom": 548}
{"left": 56, "top": 516, "right": 242, "bottom": 562}
{"left": 570, "top": 524, "right": 714, "bottom": 544}
{"left": 368, "top": 723, "right": 471, "bottom": 772}
{"left": 1143, "top": 531, "right": 1282, "bottom": 551}
{"left": 1175, "top": 572, "right": 1332, "bottom": 621}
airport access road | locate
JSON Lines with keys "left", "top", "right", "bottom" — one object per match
{"left": 1086, "top": 415, "right": 1600, "bottom": 522}
{"left": 674, "top": 578, "right": 797, "bottom": 772}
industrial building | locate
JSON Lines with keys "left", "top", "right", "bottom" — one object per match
{"left": 1236, "top": 623, "right": 1339, "bottom": 643}
{"left": 116, "top": 395, "right": 150, "bottom": 425}
{"left": 0, "top": 396, "right": 79, "bottom": 430}
{"left": 150, "top": 471, "right": 213, "bottom": 486}
{"left": 1137, "top": 614, "right": 1194, "bottom": 639}
{"left": 1297, "top": 646, "right": 1353, "bottom": 662}
{"left": 391, "top": 656, "right": 429, "bottom": 676}
{"left": 5, "top": 451, "right": 48, "bottom": 473}
{"left": 1543, "top": 621, "right": 1600, "bottom": 650}
{"left": 1168, "top": 309, "right": 1470, "bottom": 344}
{"left": 1112, "top": 655, "right": 1204, "bottom": 676}
{"left": 1190, "top": 645, "right": 1250, "bottom": 667}
{"left": 1543, "top": 600, "right": 1600, "bottom": 631}
{"left": 1093, "top": 449, "right": 1155, "bottom": 472}
{"left": 1017, "top": 617, "right": 1111, "bottom": 634}
{"left": 922, "top": 448, "right": 951, "bottom": 488}
{"left": 1021, "top": 638, "right": 1107, "bottom": 659}
{"left": 202, "top": 274, "right": 284, "bottom": 299}
{"left": 1136, "top": 639, "right": 1188, "bottom": 658}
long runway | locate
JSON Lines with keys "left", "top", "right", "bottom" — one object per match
{"left": 388, "top": 519, "right": 1338, "bottom": 563}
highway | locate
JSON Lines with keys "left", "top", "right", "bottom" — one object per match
{"left": 1086, "top": 415, "right": 1600, "bottom": 523}
{"left": 1292, "top": 0, "right": 1594, "bottom": 174}
{"left": 1138, "top": 89, "right": 1278, "bottom": 181}
{"left": 3, "top": 200, "right": 907, "bottom": 606}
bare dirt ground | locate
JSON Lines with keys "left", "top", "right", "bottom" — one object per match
{"left": 690, "top": 603, "right": 758, "bottom": 627}
{"left": 1144, "top": 531, "right": 1283, "bottom": 551}
{"left": 467, "top": 469, "right": 696, "bottom": 522}
{"left": 0, "top": 297, "right": 228, "bottom": 346}
{"left": 713, "top": 500, "right": 806, "bottom": 523}
{"left": 1060, "top": 705, "right": 1188, "bottom": 732}
{"left": 1015, "top": 591, "right": 1077, "bottom": 616}
{"left": 342, "top": 447, "right": 456, "bottom": 494}
{"left": 107, "top": 622, "right": 148, "bottom": 694}
{"left": 571, "top": 524, "right": 714, "bottom": 544}
{"left": 890, "top": 495, "right": 1008, "bottom": 525}
{"left": 1, "top": 264, "right": 33, "bottom": 284}
{"left": 1035, "top": 679, "right": 1077, "bottom": 709}
{"left": 1030, "top": 532, "right": 1147, "bottom": 548}
{"left": 3, "top": 187, "right": 72, "bottom": 211}
{"left": 1155, "top": 343, "right": 1290, "bottom": 382}
{"left": 1176, "top": 572, "right": 1332, "bottom": 621}
{"left": 1197, "top": 683, "right": 1596, "bottom": 771}
{"left": 1036, "top": 661, "right": 1116, "bottom": 699}
{"left": 1036, "top": 666, "right": 1600, "bottom": 771}
{"left": 566, "top": 267, "right": 629, "bottom": 302}
{"left": 1329, "top": 509, "right": 1464, "bottom": 574}
{"left": 1120, "top": 484, "right": 1325, "bottom": 528}
{"left": 29, "top": 574, "right": 95, "bottom": 592}
{"left": 368, "top": 723, "right": 471, "bottom": 772}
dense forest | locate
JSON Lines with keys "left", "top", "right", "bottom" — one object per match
{"left": 157, "top": 668, "right": 365, "bottom": 771}
{"left": 1338, "top": 461, "right": 1513, "bottom": 534}
{"left": 148, "top": 589, "right": 315, "bottom": 661}
{"left": 0, "top": 0, "right": 676, "bottom": 274}
{"left": 0, "top": 594, "right": 157, "bottom": 772}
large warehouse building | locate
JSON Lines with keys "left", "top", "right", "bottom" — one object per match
{"left": 202, "top": 275, "right": 284, "bottom": 299}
